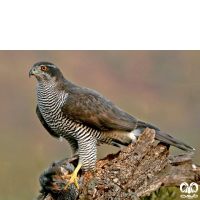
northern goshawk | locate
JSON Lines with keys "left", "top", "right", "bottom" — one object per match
{"left": 29, "top": 61, "right": 194, "bottom": 189}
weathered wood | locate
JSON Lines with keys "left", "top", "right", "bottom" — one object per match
{"left": 35, "top": 128, "right": 200, "bottom": 200}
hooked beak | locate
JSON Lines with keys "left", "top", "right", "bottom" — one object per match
{"left": 29, "top": 69, "right": 34, "bottom": 77}
{"left": 29, "top": 67, "right": 38, "bottom": 77}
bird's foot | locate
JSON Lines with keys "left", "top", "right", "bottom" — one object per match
{"left": 62, "top": 163, "right": 82, "bottom": 190}
{"left": 63, "top": 172, "right": 79, "bottom": 190}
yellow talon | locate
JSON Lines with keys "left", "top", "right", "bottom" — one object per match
{"left": 62, "top": 164, "right": 82, "bottom": 190}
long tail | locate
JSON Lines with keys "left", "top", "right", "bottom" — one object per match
{"left": 136, "top": 121, "right": 195, "bottom": 152}
{"left": 155, "top": 130, "right": 194, "bottom": 152}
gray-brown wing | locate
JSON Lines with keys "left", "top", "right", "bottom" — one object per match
{"left": 61, "top": 89, "right": 138, "bottom": 131}
{"left": 36, "top": 105, "right": 61, "bottom": 140}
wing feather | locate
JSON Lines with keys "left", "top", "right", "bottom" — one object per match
{"left": 36, "top": 105, "right": 62, "bottom": 140}
{"left": 61, "top": 87, "right": 138, "bottom": 131}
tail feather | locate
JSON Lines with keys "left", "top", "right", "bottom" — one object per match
{"left": 137, "top": 120, "right": 194, "bottom": 152}
{"left": 155, "top": 130, "right": 195, "bottom": 152}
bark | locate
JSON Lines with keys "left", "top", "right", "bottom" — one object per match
{"left": 35, "top": 128, "right": 200, "bottom": 200}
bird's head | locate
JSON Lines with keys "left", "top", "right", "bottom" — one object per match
{"left": 29, "top": 62, "right": 64, "bottom": 82}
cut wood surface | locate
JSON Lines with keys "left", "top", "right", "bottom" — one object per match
{"left": 35, "top": 128, "right": 200, "bottom": 200}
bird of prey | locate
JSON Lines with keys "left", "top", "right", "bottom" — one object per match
{"left": 29, "top": 61, "right": 194, "bottom": 190}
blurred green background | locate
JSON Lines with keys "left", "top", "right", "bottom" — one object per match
{"left": 0, "top": 51, "right": 199, "bottom": 200}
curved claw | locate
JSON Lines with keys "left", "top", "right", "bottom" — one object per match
{"left": 62, "top": 164, "right": 82, "bottom": 190}
{"left": 63, "top": 174, "right": 79, "bottom": 190}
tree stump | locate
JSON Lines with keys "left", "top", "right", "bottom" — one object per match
{"left": 34, "top": 128, "right": 200, "bottom": 200}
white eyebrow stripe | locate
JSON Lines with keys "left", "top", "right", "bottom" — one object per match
{"left": 51, "top": 65, "right": 57, "bottom": 68}
{"left": 41, "top": 64, "right": 57, "bottom": 68}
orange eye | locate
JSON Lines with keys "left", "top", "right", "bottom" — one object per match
{"left": 41, "top": 66, "right": 47, "bottom": 71}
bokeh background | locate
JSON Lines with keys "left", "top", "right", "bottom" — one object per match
{"left": 0, "top": 51, "right": 199, "bottom": 200}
